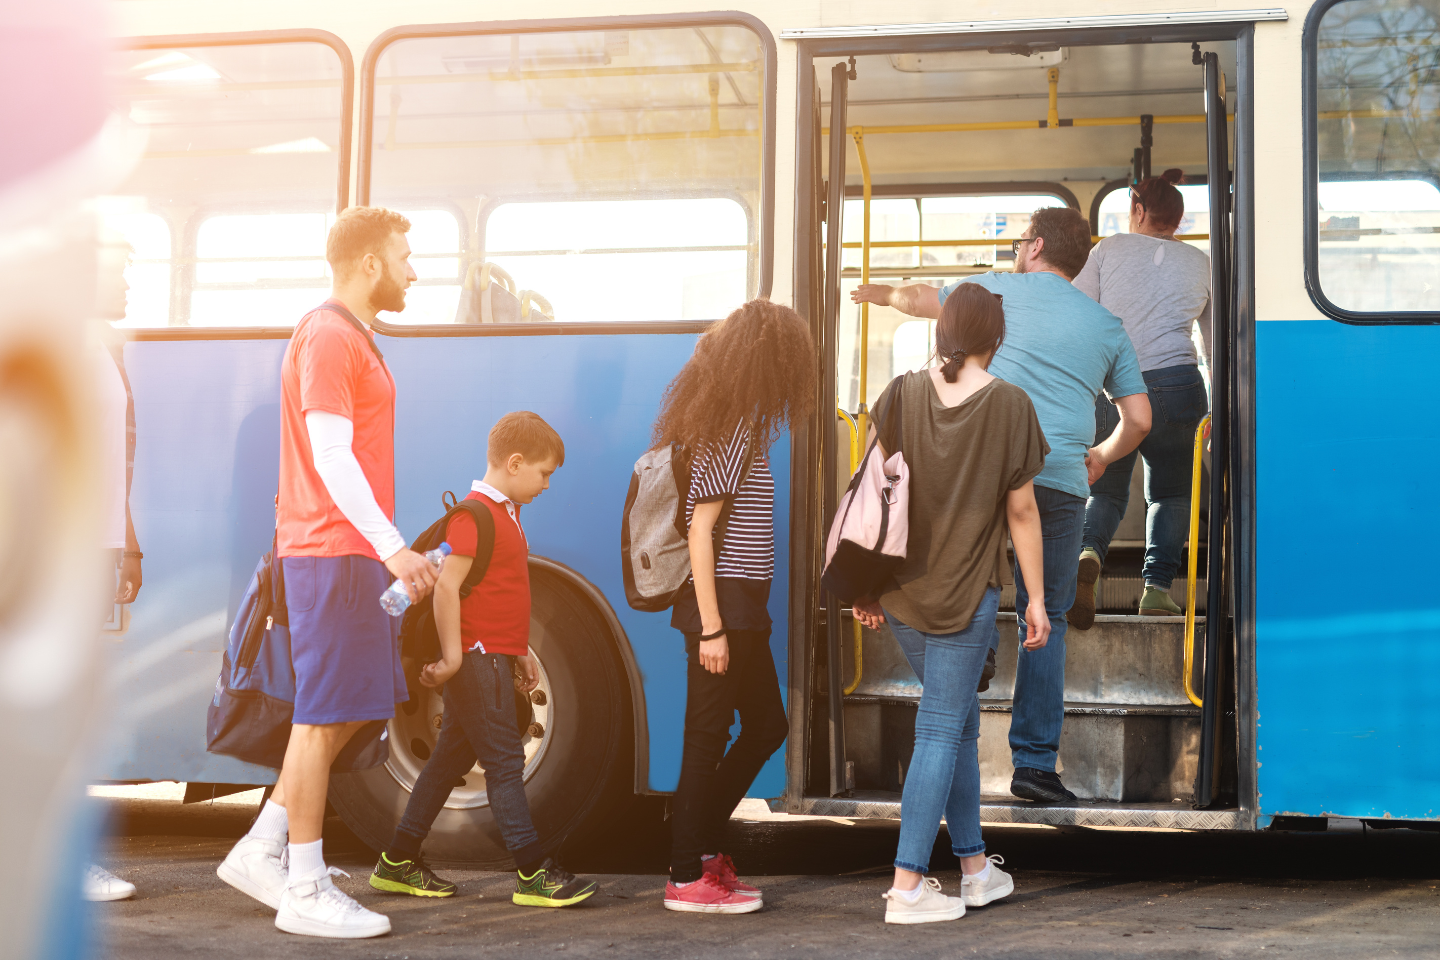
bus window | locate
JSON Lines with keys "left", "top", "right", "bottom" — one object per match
{"left": 1312, "top": 0, "right": 1440, "bottom": 315}
{"left": 365, "top": 22, "right": 766, "bottom": 323}
{"left": 106, "top": 38, "right": 349, "bottom": 327}
{"left": 891, "top": 318, "right": 936, "bottom": 376}
{"left": 390, "top": 209, "right": 465, "bottom": 324}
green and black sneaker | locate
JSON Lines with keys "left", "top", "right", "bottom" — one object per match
{"left": 513, "top": 859, "right": 598, "bottom": 908}
{"left": 369, "top": 852, "right": 457, "bottom": 898}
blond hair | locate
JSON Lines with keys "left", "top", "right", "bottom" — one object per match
{"left": 326, "top": 206, "right": 410, "bottom": 279}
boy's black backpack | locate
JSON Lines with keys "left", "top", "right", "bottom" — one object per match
{"left": 400, "top": 491, "right": 497, "bottom": 665}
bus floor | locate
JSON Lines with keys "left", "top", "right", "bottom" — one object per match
{"left": 87, "top": 791, "right": 1440, "bottom": 959}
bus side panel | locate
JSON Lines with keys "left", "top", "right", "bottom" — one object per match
{"left": 382, "top": 333, "right": 790, "bottom": 797}
{"left": 109, "top": 339, "right": 288, "bottom": 785}
{"left": 108, "top": 333, "right": 791, "bottom": 799}
{"left": 1255, "top": 318, "right": 1440, "bottom": 821}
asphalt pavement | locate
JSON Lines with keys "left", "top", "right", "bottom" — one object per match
{"left": 91, "top": 787, "right": 1440, "bottom": 960}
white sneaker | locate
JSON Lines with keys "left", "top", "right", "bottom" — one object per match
{"left": 883, "top": 876, "right": 965, "bottom": 924}
{"left": 962, "top": 855, "right": 1015, "bottom": 907}
{"left": 217, "top": 835, "right": 288, "bottom": 910}
{"left": 83, "top": 864, "right": 135, "bottom": 902}
{"left": 275, "top": 868, "right": 390, "bottom": 939}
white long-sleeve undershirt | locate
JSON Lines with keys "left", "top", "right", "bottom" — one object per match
{"left": 305, "top": 410, "right": 406, "bottom": 561}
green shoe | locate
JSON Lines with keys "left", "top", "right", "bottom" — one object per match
{"left": 1139, "top": 585, "right": 1183, "bottom": 616}
{"left": 513, "top": 859, "right": 598, "bottom": 908}
{"left": 369, "top": 852, "right": 457, "bottom": 897}
{"left": 1067, "top": 548, "right": 1102, "bottom": 630}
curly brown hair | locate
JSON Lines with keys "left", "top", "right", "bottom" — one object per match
{"left": 651, "top": 299, "right": 817, "bottom": 452}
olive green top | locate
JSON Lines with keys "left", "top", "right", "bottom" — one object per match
{"left": 872, "top": 370, "right": 1049, "bottom": 634}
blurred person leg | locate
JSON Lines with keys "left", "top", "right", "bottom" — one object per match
{"left": 1073, "top": 395, "right": 1137, "bottom": 629}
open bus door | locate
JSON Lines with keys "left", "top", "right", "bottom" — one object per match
{"left": 1195, "top": 44, "right": 1239, "bottom": 809}
{"left": 819, "top": 58, "right": 853, "bottom": 799}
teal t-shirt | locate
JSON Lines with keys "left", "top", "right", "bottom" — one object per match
{"left": 939, "top": 272, "right": 1146, "bottom": 499}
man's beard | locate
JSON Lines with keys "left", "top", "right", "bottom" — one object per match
{"left": 1012, "top": 252, "right": 1030, "bottom": 274}
{"left": 369, "top": 264, "right": 407, "bottom": 314}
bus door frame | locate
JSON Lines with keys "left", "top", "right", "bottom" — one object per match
{"left": 788, "top": 19, "right": 1262, "bottom": 826}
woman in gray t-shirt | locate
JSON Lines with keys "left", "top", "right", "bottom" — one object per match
{"left": 1069, "top": 169, "right": 1212, "bottom": 625}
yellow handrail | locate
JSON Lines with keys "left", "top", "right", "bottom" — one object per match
{"left": 835, "top": 234, "right": 1210, "bottom": 249}
{"left": 1183, "top": 415, "right": 1211, "bottom": 708}
{"left": 821, "top": 114, "right": 1235, "bottom": 136}
{"left": 836, "top": 408, "right": 864, "bottom": 696}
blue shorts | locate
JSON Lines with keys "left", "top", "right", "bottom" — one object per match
{"left": 283, "top": 555, "right": 408, "bottom": 725}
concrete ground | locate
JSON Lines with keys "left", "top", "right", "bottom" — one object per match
{"left": 91, "top": 786, "right": 1440, "bottom": 960}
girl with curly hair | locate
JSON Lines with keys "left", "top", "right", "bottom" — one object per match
{"left": 654, "top": 299, "right": 815, "bottom": 915}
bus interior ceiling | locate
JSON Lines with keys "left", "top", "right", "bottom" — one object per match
{"left": 815, "top": 37, "right": 1237, "bottom": 819}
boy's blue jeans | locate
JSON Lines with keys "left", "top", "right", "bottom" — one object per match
{"left": 886, "top": 587, "right": 1000, "bottom": 873}
{"left": 1083, "top": 364, "right": 1209, "bottom": 588}
{"left": 394, "top": 651, "right": 546, "bottom": 869}
{"left": 1009, "top": 484, "right": 1086, "bottom": 774}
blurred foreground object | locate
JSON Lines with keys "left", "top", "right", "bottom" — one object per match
{"left": 0, "top": 2, "right": 141, "bottom": 957}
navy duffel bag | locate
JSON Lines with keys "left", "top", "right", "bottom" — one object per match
{"left": 206, "top": 533, "right": 389, "bottom": 772}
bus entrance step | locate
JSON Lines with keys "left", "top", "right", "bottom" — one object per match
{"left": 784, "top": 792, "right": 1246, "bottom": 831}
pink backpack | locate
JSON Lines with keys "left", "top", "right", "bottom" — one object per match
{"left": 821, "top": 378, "right": 910, "bottom": 603}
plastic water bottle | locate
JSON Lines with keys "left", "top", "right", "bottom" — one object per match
{"left": 379, "top": 543, "right": 451, "bottom": 616}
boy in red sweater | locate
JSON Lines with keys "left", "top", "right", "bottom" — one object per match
{"left": 368, "top": 412, "right": 598, "bottom": 907}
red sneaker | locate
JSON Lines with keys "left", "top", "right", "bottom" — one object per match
{"left": 663, "top": 873, "right": 762, "bottom": 914}
{"left": 703, "top": 853, "right": 762, "bottom": 899}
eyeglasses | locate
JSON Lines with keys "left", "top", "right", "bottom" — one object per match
{"left": 1011, "top": 237, "right": 1036, "bottom": 256}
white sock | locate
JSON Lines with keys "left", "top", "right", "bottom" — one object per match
{"left": 288, "top": 839, "right": 325, "bottom": 882}
{"left": 672, "top": 880, "right": 695, "bottom": 889}
{"left": 892, "top": 883, "right": 923, "bottom": 902}
{"left": 967, "top": 861, "right": 992, "bottom": 883}
{"left": 248, "top": 800, "right": 289, "bottom": 844}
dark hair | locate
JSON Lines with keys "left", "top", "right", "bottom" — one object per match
{"left": 1131, "top": 169, "right": 1186, "bottom": 231}
{"left": 488, "top": 411, "right": 565, "bottom": 467}
{"left": 936, "top": 284, "right": 1006, "bottom": 382}
{"left": 326, "top": 206, "right": 411, "bottom": 279}
{"left": 651, "top": 299, "right": 817, "bottom": 451}
{"left": 1029, "top": 206, "right": 1093, "bottom": 279}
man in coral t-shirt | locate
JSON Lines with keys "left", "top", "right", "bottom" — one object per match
{"left": 217, "top": 207, "right": 434, "bottom": 940}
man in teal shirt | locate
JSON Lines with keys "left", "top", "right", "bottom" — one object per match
{"left": 853, "top": 206, "right": 1151, "bottom": 803}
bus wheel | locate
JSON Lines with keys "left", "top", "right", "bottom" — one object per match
{"left": 329, "top": 568, "right": 630, "bottom": 867}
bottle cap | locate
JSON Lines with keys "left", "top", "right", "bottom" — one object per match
{"left": 439, "top": 542, "right": 452, "bottom": 555}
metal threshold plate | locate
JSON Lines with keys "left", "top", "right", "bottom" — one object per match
{"left": 790, "top": 792, "right": 1247, "bottom": 830}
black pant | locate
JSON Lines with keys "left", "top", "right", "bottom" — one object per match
{"left": 669, "top": 629, "right": 789, "bottom": 882}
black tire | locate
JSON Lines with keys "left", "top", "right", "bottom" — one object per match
{"left": 329, "top": 566, "right": 631, "bottom": 867}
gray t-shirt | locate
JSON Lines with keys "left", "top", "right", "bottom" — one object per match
{"left": 1073, "top": 233, "right": 1212, "bottom": 372}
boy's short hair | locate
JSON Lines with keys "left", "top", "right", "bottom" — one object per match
{"left": 488, "top": 411, "right": 565, "bottom": 467}
{"left": 326, "top": 206, "right": 410, "bottom": 280}
{"left": 1029, "top": 206, "right": 1093, "bottom": 279}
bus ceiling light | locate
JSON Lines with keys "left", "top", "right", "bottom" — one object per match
{"left": 133, "top": 53, "right": 222, "bottom": 83}
{"left": 250, "top": 137, "right": 331, "bottom": 154}
{"left": 889, "top": 47, "right": 1066, "bottom": 72}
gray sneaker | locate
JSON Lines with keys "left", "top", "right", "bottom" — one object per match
{"left": 961, "top": 856, "right": 1014, "bottom": 907}
{"left": 883, "top": 877, "right": 965, "bottom": 924}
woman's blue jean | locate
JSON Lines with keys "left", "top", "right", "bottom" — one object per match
{"left": 1083, "top": 364, "right": 1209, "bottom": 588}
{"left": 886, "top": 587, "right": 1000, "bottom": 873}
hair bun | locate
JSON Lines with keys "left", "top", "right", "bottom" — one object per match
{"left": 1161, "top": 168, "right": 1185, "bottom": 184}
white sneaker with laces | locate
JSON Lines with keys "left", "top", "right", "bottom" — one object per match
{"left": 882, "top": 876, "right": 965, "bottom": 924}
{"left": 83, "top": 864, "right": 136, "bottom": 902}
{"left": 217, "top": 835, "right": 288, "bottom": 910}
{"left": 275, "top": 868, "right": 390, "bottom": 939}
{"left": 961, "top": 855, "right": 1015, "bottom": 907}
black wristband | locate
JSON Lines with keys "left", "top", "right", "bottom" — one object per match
{"left": 699, "top": 627, "right": 726, "bottom": 641}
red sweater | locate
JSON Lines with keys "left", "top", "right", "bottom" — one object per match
{"left": 444, "top": 492, "right": 530, "bottom": 657}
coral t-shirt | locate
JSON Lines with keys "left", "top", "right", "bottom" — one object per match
{"left": 446, "top": 488, "right": 531, "bottom": 657}
{"left": 277, "top": 301, "right": 396, "bottom": 559}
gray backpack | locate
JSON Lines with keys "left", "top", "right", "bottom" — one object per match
{"left": 620, "top": 438, "right": 753, "bottom": 612}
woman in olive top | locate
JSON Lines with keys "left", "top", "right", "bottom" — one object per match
{"left": 853, "top": 283, "right": 1051, "bottom": 925}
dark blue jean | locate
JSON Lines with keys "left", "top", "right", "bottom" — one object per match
{"left": 1008, "top": 484, "right": 1086, "bottom": 773}
{"left": 394, "top": 651, "right": 545, "bottom": 868}
{"left": 1082, "top": 364, "right": 1209, "bottom": 589}
{"left": 887, "top": 587, "right": 1001, "bottom": 872}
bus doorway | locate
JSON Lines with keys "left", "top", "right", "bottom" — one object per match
{"left": 794, "top": 29, "right": 1248, "bottom": 829}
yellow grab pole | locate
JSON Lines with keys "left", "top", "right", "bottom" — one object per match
{"left": 1183, "top": 415, "right": 1211, "bottom": 708}
{"left": 1047, "top": 68, "right": 1060, "bottom": 129}
{"left": 837, "top": 408, "right": 863, "bottom": 695}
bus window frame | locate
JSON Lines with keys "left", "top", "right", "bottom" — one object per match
{"left": 1302, "top": 0, "right": 1440, "bottom": 325}
{"left": 116, "top": 29, "right": 355, "bottom": 341}
{"left": 356, "top": 12, "right": 778, "bottom": 339}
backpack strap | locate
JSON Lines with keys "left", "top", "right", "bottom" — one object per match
{"left": 452, "top": 498, "right": 497, "bottom": 599}
{"left": 312, "top": 302, "right": 385, "bottom": 365}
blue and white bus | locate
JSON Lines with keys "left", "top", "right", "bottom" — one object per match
{"left": 93, "top": 0, "right": 1439, "bottom": 862}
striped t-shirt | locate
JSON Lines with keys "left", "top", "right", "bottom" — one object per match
{"left": 684, "top": 424, "right": 775, "bottom": 581}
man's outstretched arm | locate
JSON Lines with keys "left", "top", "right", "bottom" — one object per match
{"left": 851, "top": 283, "right": 943, "bottom": 319}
